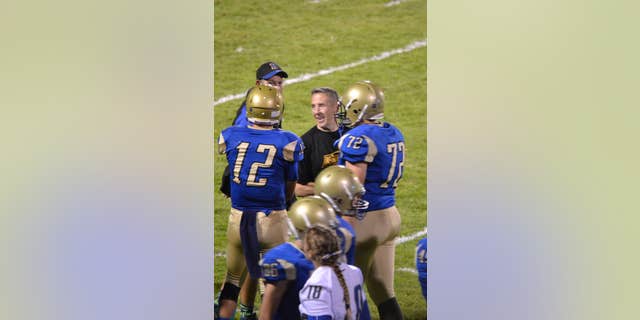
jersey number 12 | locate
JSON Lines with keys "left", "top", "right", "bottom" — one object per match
{"left": 232, "top": 142, "right": 276, "bottom": 186}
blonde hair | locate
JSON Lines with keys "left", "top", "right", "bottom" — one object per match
{"left": 304, "top": 224, "right": 351, "bottom": 320}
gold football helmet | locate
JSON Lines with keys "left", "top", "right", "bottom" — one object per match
{"left": 246, "top": 84, "right": 283, "bottom": 126}
{"left": 314, "top": 165, "right": 369, "bottom": 219}
{"left": 337, "top": 80, "right": 384, "bottom": 127}
{"left": 287, "top": 196, "right": 338, "bottom": 239}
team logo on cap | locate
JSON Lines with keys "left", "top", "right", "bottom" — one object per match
{"left": 269, "top": 62, "right": 279, "bottom": 70}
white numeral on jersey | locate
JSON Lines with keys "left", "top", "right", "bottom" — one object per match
{"left": 232, "top": 142, "right": 277, "bottom": 186}
{"left": 380, "top": 142, "right": 405, "bottom": 188}
{"left": 417, "top": 248, "right": 428, "bottom": 263}
{"left": 247, "top": 144, "right": 276, "bottom": 186}
{"left": 346, "top": 136, "right": 364, "bottom": 149}
{"left": 262, "top": 263, "right": 279, "bottom": 278}
{"left": 232, "top": 142, "right": 249, "bottom": 184}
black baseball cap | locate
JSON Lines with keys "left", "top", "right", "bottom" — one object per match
{"left": 256, "top": 61, "right": 289, "bottom": 80}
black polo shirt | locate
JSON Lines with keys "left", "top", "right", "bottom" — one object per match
{"left": 298, "top": 126, "right": 345, "bottom": 185}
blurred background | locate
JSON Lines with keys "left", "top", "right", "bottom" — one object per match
{"left": 1, "top": 0, "right": 639, "bottom": 319}
{"left": 213, "top": 1, "right": 427, "bottom": 318}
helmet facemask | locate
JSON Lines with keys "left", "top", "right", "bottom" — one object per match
{"left": 319, "top": 189, "right": 369, "bottom": 220}
{"left": 315, "top": 165, "right": 369, "bottom": 220}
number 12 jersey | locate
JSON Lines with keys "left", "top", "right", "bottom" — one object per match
{"left": 218, "top": 126, "right": 304, "bottom": 212}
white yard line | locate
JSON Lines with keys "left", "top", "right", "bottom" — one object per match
{"left": 384, "top": 0, "right": 410, "bottom": 7}
{"left": 215, "top": 226, "right": 427, "bottom": 258}
{"left": 394, "top": 226, "right": 428, "bottom": 245}
{"left": 212, "top": 39, "right": 427, "bottom": 107}
{"left": 397, "top": 267, "right": 418, "bottom": 274}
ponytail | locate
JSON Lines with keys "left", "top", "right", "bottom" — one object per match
{"left": 304, "top": 224, "right": 351, "bottom": 319}
{"left": 332, "top": 263, "right": 352, "bottom": 320}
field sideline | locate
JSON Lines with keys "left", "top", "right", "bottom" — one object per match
{"left": 214, "top": 1, "right": 427, "bottom": 318}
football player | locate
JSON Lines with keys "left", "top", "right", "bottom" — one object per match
{"left": 299, "top": 224, "right": 368, "bottom": 320}
{"left": 314, "top": 165, "right": 373, "bottom": 319}
{"left": 232, "top": 61, "right": 288, "bottom": 127}
{"left": 215, "top": 84, "right": 304, "bottom": 320}
{"left": 336, "top": 81, "right": 405, "bottom": 320}
{"left": 259, "top": 196, "right": 340, "bottom": 320}
{"left": 416, "top": 236, "right": 428, "bottom": 318}
{"left": 220, "top": 61, "right": 288, "bottom": 198}
{"left": 314, "top": 165, "right": 369, "bottom": 265}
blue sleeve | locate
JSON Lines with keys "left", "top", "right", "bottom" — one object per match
{"left": 289, "top": 134, "right": 305, "bottom": 162}
{"left": 233, "top": 104, "right": 248, "bottom": 126}
{"left": 260, "top": 254, "right": 295, "bottom": 283}
{"left": 416, "top": 238, "right": 428, "bottom": 275}
{"left": 218, "top": 127, "right": 233, "bottom": 154}
{"left": 283, "top": 134, "right": 304, "bottom": 181}
{"left": 346, "top": 241, "right": 355, "bottom": 265}
{"left": 416, "top": 238, "right": 428, "bottom": 300}
{"left": 336, "top": 220, "right": 356, "bottom": 265}
{"left": 338, "top": 133, "right": 371, "bottom": 164}
{"left": 296, "top": 137, "right": 305, "bottom": 162}
{"left": 286, "top": 160, "right": 299, "bottom": 181}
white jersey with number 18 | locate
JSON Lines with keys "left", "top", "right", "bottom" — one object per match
{"left": 299, "top": 263, "right": 367, "bottom": 320}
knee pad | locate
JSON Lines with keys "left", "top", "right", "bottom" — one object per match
{"left": 219, "top": 282, "right": 241, "bottom": 302}
{"left": 377, "top": 297, "right": 404, "bottom": 320}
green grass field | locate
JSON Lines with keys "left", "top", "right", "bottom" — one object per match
{"left": 214, "top": 1, "right": 427, "bottom": 318}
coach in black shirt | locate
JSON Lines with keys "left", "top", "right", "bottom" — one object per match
{"left": 295, "top": 87, "right": 346, "bottom": 197}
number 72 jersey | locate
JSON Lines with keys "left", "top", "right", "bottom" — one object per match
{"left": 337, "top": 122, "right": 405, "bottom": 211}
{"left": 218, "top": 126, "right": 304, "bottom": 211}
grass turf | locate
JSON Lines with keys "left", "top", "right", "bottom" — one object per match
{"left": 214, "top": 1, "right": 427, "bottom": 318}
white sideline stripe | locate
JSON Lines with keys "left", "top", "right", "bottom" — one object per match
{"left": 215, "top": 227, "right": 427, "bottom": 258}
{"left": 397, "top": 267, "right": 418, "bottom": 275}
{"left": 212, "top": 39, "right": 428, "bottom": 107}
{"left": 394, "top": 227, "right": 428, "bottom": 245}
{"left": 384, "top": 0, "right": 409, "bottom": 7}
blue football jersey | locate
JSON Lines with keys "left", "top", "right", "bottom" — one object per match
{"left": 260, "top": 242, "right": 315, "bottom": 320}
{"left": 336, "top": 216, "right": 356, "bottom": 265}
{"left": 416, "top": 237, "right": 428, "bottom": 300}
{"left": 218, "top": 126, "right": 303, "bottom": 212}
{"left": 233, "top": 103, "right": 249, "bottom": 127}
{"left": 337, "top": 122, "right": 405, "bottom": 211}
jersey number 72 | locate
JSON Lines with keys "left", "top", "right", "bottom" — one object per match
{"left": 380, "top": 141, "right": 405, "bottom": 188}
